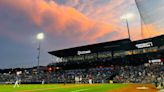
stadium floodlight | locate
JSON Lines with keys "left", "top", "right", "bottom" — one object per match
{"left": 121, "top": 13, "right": 134, "bottom": 39}
{"left": 121, "top": 13, "right": 134, "bottom": 20}
{"left": 37, "top": 32, "right": 44, "bottom": 40}
{"left": 36, "top": 32, "right": 44, "bottom": 74}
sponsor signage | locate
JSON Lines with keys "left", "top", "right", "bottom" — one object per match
{"left": 56, "top": 57, "right": 67, "bottom": 62}
{"left": 149, "top": 59, "right": 161, "bottom": 63}
{"left": 77, "top": 50, "right": 91, "bottom": 55}
{"left": 135, "top": 42, "right": 153, "bottom": 48}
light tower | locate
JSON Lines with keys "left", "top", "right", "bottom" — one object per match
{"left": 121, "top": 13, "right": 134, "bottom": 39}
{"left": 36, "top": 32, "right": 44, "bottom": 73}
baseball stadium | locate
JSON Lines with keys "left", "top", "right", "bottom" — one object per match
{"left": 0, "top": 0, "right": 164, "bottom": 92}
{"left": 1, "top": 34, "right": 164, "bottom": 92}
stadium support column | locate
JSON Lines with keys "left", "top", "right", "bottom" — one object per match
{"left": 111, "top": 50, "right": 114, "bottom": 62}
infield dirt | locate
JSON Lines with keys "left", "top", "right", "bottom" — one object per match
{"left": 108, "top": 84, "right": 159, "bottom": 92}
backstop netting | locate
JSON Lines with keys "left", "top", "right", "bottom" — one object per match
{"left": 135, "top": 0, "right": 164, "bottom": 38}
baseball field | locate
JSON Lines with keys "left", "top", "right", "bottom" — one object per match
{"left": 0, "top": 84, "right": 159, "bottom": 92}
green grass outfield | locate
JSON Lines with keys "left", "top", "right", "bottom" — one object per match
{"left": 0, "top": 84, "right": 127, "bottom": 92}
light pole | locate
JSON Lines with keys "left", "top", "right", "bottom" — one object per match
{"left": 121, "top": 13, "right": 134, "bottom": 39}
{"left": 36, "top": 32, "right": 44, "bottom": 73}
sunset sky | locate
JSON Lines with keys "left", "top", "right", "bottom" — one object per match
{"left": 0, "top": 0, "right": 163, "bottom": 68}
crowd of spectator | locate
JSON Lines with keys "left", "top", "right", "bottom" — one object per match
{"left": 113, "top": 63, "right": 164, "bottom": 84}
{"left": 0, "top": 63, "right": 163, "bottom": 86}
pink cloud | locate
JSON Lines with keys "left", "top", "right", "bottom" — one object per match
{"left": 0, "top": 0, "right": 124, "bottom": 43}
{"left": 142, "top": 24, "right": 163, "bottom": 38}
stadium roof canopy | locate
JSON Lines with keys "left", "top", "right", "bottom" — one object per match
{"left": 48, "top": 39, "right": 132, "bottom": 57}
{"left": 132, "top": 35, "right": 164, "bottom": 47}
{"left": 49, "top": 34, "right": 164, "bottom": 57}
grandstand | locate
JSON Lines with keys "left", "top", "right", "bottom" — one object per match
{"left": 48, "top": 35, "right": 164, "bottom": 70}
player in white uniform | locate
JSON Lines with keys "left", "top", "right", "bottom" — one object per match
{"left": 13, "top": 71, "right": 21, "bottom": 88}
{"left": 42, "top": 79, "right": 45, "bottom": 84}
{"left": 88, "top": 74, "right": 92, "bottom": 84}
{"left": 13, "top": 77, "right": 20, "bottom": 88}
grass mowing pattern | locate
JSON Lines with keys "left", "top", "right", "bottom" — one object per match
{"left": 0, "top": 84, "right": 127, "bottom": 92}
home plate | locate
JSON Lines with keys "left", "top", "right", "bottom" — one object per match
{"left": 136, "top": 86, "right": 149, "bottom": 90}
